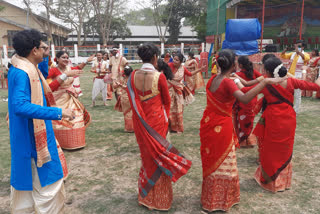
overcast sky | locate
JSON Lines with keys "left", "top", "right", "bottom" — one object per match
{"left": 5, "top": 0, "right": 150, "bottom": 25}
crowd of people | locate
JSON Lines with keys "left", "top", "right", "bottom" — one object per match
{"left": 6, "top": 28, "right": 320, "bottom": 213}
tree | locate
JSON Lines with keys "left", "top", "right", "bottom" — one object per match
{"left": 124, "top": 8, "right": 154, "bottom": 26}
{"left": 84, "top": 15, "right": 131, "bottom": 44}
{"left": 162, "top": 0, "right": 199, "bottom": 44}
{"left": 186, "top": 0, "right": 207, "bottom": 41}
{"left": 89, "top": 0, "right": 119, "bottom": 46}
{"left": 52, "top": 0, "right": 93, "bottom": 45}
{"left": 151, "top": 0, "right": 176, "bottom": 43}
{"left": 23, "top": 0, "right": 54, "bottom": 44}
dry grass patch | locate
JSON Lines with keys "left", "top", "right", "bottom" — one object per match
{"left": 1, "top": 68, "right": 320, "bottom": 213}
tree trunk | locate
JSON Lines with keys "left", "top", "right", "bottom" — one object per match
{"left": 105, "top": 0, "right": 114, "bottom": 47}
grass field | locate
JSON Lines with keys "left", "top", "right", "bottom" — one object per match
{"left": 1, "top": 65, "right": 320, "bottom": 214}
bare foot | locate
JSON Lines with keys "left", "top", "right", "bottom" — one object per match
{"left": 104, "top": 102, "right": 108, "bottom": 106}
{"left": 91, "top": 101, "right": 95, "bottom": 107}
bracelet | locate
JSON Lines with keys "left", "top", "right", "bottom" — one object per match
{"left": 234, "top": 78, "right": 240, "bottom": 84}
{"left": 257, "top": 76, "right": 264, "bottom": 82}
{"left": 302, "top": 70, "right": 307, "bottom": 74}
{"left": 59, "top": 73, "right": 67, "bottom": 81}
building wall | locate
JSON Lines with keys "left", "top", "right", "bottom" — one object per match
{"left": 0, "top": 1, "right": 70, "bottom": 40}
{"left": 0, "top": 21, "right": 23, "bottom": 46}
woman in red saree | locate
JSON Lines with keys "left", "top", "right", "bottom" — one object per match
{"left": 167, "top": 53, "right": 203, "bottom": 133}
{"left": 200, "top": 49, "right": 284, "bottom": 212}
{"left": 48, "top": 51, "right": 92, "bottom": 150}
{"left": 233, "top": 56, "right": 262, "bottom": 148}
{"left": 250, "top": 57, "right": 320, "bottom": 192}
{"left": 127, "top": 44, "right": 192, "bottom": 211}
{"left": 304, "top": 49, "right": 320, "bottom": 98}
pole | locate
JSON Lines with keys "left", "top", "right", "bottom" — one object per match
{"left": 74, "top": 44, "right": 78, "bottom": 64}
{"left": 119, "top": 43, "right": 123, "bottom": 56}
{"left": 216, "top": 0, "right": 220, "bottom": 51}
{"left": 260, "top": 0, "right": 265, "bottom": 53}
{"left": 299, "top": 0, "right": 305, "bottom": 40}
{"left": 51, "top": 44, "right": 55, "bottom": 60}
{"left": 181, "top": 43, "right": 184, "bottom": 55}
{"left": 161, "top": 43, "right": 164, "bottom": 55}
{"left": 3, "top": 45, "right": 8, "bottom": 66}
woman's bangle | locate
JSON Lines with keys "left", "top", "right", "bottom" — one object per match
{"left": 234, "top": 78, "right": 240, "bottom": 84}
{"left": 257, "top": 76, "right": 264, "bottom": 82}
{"left": 302, "top": 70, "right": 307, "bottom": 74}
{"left": 59, "top": 73, "right": 67, "bottom": 81}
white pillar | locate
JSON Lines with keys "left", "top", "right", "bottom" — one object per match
{"left": 201, "top": 43, "right": 205, "bottom": 52}
{"left": 181, "top": 43, "right": 184, "bottom": 55}
{"left": 161, "top": 43, "right": 165, "bottom": 55}
{"left": 74, "top": 44, "right": 78, "bottom": 64}
{"left": 97, "top": 44, "right": 101, "bottom": 51}
{"left": 51, "top": 44, "right": 55, "bottom": 60}
{"left": 119, "top": 43, "right": 123, "bottom": 56}
{"left": 2, "top": 45, "right": 8, "bottom": 65}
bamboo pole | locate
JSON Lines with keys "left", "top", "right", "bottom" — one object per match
{"left": 260, "top": 0, "right": 265, "bottom": 53}
{"left": 299, "top": 0, "right": 305, "bottom": 40}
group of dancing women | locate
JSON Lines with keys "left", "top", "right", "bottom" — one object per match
{"left": 125, "top": 43, "right": 320, "bottom": 212}
{"left": 44, "top": 42, "right": 320, "bottom": 212}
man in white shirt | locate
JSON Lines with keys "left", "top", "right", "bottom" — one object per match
{"left": 90, "top": 51, "right": 108, "bottom": 106}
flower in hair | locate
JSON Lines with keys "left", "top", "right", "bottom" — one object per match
{"left": 273, "top": 64, "right": 283, "bottom": 78}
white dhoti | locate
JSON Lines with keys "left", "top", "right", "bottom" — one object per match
{"left": 294, "top": 70, "right": 302, "bottom": 113}
{"left": 92, "top": 78, "right": 107, "bottom": 102}
{"left": 11, "top": 159, "right": 65, "bottom": 214}
{"left": 294, "top": 89, "right": 301, "bottom": 113}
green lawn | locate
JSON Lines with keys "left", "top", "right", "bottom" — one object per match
{"left": 1, "top": 66, "right": 320, "bottom": 213}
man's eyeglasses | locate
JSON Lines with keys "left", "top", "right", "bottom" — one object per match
{"left": 39, "top": 46, "right": 49, "bottom": 51}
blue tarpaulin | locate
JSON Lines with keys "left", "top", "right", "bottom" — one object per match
{"left": 222, "top": 18, "right": 261, "bottom": 55}
{"left": 222, "top": 40, "right": 259, "bottom": 56}
{"left": 225, "top": 19, "right": 261, "bottom": 42}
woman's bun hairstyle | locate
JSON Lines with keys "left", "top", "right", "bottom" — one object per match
{"left": 264, "top": 57, "right": 287, "bottom": 78}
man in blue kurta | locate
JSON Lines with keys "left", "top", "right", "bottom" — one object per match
{"left": 8, "top": 29, "right": 73, "bottom": 213}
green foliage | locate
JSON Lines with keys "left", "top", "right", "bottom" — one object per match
{"left": 162, "top": 0, "right": 197, "bottom": 44}
{"left": 0, "top": 6, "right": 5, "bottom": 12}
{"left": 124, "top": 8, "right": 155, "bottom": 26}
{"left": 84, "top": 16, "right": 131, "bottom": 43}
{"left": 186, "top": 0, "right": 207, "bottom": 41}
{"left": 162, "top": 0, "right": 207, "bottom": 44}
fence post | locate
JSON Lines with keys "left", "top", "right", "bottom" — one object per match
{"left": 119, "top": 43, "right": 123, "bottom": 56}
{"left": 161, "top": 43, "right": 164, "bottom": 55}
{"left": 97, "top": 44, "right": 101, "bottom": 51}
{"left": 74, "top": 44, "right": 78, "bottom": 64}
{"left": 3, "top": 45, "right": 8, "bottom": 65}
{"left": 181, "top": 43, "right": 184, "bottom": 55}
{"left": 201, "top": 43, "right": 205, "bottom": 53}
{"left": 51, "top": 44, "right": 55, "bottom": 60}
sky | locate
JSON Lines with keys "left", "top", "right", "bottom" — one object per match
{"left": 5, "top": 0, "right": 150, "bottom": 25}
